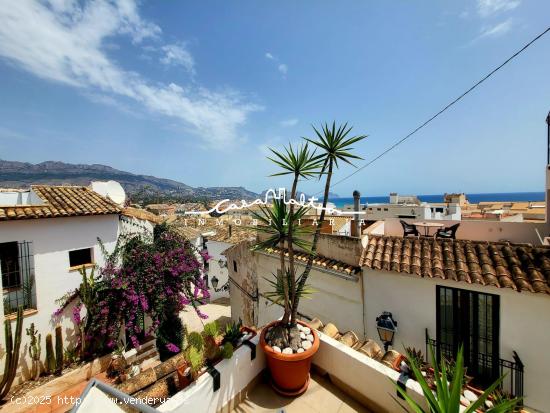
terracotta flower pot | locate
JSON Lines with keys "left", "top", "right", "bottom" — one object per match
{"left": 176, "top": 362, "right": 192, "bottom": 390}
{"left": 260, "top": 320, "right": 320, "bottom": 396}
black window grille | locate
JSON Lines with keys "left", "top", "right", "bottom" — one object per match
{"left": 1, "top": 241, "right": 36, "bottom": 315}
{"left": 426, "top": 330, "right": 524, "bottom": 400}
{"left": 432, "top": 285, "right": 524, "bottom": 400}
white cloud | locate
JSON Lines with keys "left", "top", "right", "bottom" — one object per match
{"left": 0, "top": 0, "right": 259, "bottom": 147}
{"left": 280, "top": 118, "right": 298, "bottom": 127}
{"left": 477, "top": 0, "right": 521, "bottom": 17}
{"left": 264, "top": 51, "right": 288, "bottom": 78}
{"left": 478, "top": 18, "right": 513, "bottom": 38}
{"left": 160, "top": 43, "right": 195, "bottom": 74}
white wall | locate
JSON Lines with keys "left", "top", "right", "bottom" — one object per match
{"left": 384, "top": 217, "right": 550, "bottom": 244}
{"left": 313, "top": 332, "right": 427, "bottom": 413}
{"left": 205, "top": 240, "right": 231, "bottom": 302}
{"left": 363, "top": 268, "right": 550, "bottom": 412}
{"left": 0, "top": 215, "right": 119, "bottom": 383}
{"left": 255, "top": 251, "right": 365, "bottom": 336}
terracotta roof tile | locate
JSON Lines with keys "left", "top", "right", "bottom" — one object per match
{"left": 361, "top": 236, "right": 550, "bottom": 295}
{"left": 0, "top": 185, "right": 121, "bottom": 221}
{"left": 261, "top": 246, "right": 361, "bottom": 277}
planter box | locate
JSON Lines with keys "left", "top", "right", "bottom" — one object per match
{"left": 157, "top": 334, "right": 264, "bottom": 413}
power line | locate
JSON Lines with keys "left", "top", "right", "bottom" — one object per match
{"left": 322, "top": 25, "right": 550, "bottom": 194}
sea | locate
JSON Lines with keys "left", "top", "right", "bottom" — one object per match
{"left": 329, "top": 192, "right": 545, "bottom": 208}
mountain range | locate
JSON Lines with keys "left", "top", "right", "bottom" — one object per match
{"left": 0, "top": 160, "right": 259, "bottom": 200}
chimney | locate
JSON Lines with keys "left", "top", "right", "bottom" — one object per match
{"left": 353, "top": 190, "right": 361, "bottom": 237}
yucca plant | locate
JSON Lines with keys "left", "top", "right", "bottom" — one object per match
{"left": 251, "top": 198, "right": 314, "bottom": 333}
{"left": 291, "top": 122, "right": 367, "bottom": 321}
{"left": 395, "top": 344, "right": 520, "bottom": 413}
{"left": 255, "top": 123, "right": 366, "bottom": 347}
{"left": 267, "top": 142, "right": 324, "bottom": 325}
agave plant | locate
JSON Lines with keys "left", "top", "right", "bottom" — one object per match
{"left": 396, "top": 344, "right": 520, "bottom": 413}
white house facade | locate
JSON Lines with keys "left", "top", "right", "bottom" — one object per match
{"left": 0, "top": 185, "right": 122, "bottom": 384}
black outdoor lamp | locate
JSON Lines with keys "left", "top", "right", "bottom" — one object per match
{"left": 376, "top": 311, "right": 398, "bottom": 351}
{"left": 210, "top": 275, "right": 229, "bottom": 292}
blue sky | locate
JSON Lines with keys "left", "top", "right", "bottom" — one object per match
{"left": 0, "top": 0, "right": 549, "bottom": 197}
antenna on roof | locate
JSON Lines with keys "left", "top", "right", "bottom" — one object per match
{"left": 91, "top": 181, "right": 126, "bottom": 206}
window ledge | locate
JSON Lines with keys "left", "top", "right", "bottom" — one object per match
{"left": 5, "top": 308, "right": 38, "bottom": 320}
{"left": 69, "top": 263, "right": 96, "bottom": 272}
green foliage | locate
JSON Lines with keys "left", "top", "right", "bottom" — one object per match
{"left": 263, "top": 269, "right": 313, "bottom": 306}
{"left": 55, "top": 326, "right": 63, "bottom": 375}
{"left": 221, "top": 342, "right": 234, "bottom": 359}
{"left": 156, "top": 305, "right": 186, "bottom": 362}
{"left": 405, "top": 346, "right": 426, "bottom": 379}
{"left": 250, "top": 199, "right": 312, "bottom": 253}
{"left": 491, "top": 390, "right": 521, "bottom": 412}
{"left": 64, "top": 345, "right": 79, "bottom": 366}
{"left": 267, "top": 142, "right": 324, "bottom": 179}
{"left": 186, "top": 346, "right": 204, "bottom": 379}
{"left": 188, "top": 332, "right": 204, "bottom": 352}
{"left": 223, "top": 319, "right": 242, "bottom": 346}
{"left": 45, "top": 333, "right": 56, "bottom": 375}
{"left": 203, "top": 321, "right": 219, "bottom": 338}
{"left": 395, "top": 344, "right": 521, "bottom": 413}
{"left": 26, "top": 323, "right": 41, "bottom": 362}
{"left": 22, "top": 275, "right": 35, "bottom": 309}
{"left": 0, "top": 307, "right": 23, "bottom": 399}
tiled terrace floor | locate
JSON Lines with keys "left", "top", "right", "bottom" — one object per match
{"left": 233, "top": 373, "right": 371, "bottom": 413}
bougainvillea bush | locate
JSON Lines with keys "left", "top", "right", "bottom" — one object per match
{"left": 56, "top": 224, "right": 210, "bottom": 358}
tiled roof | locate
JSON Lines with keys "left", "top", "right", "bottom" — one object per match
{"left": 0, "top": 185, "right": 121, "bottom": 221}
{"left": 261, "top": 247, "right": 361, "bottom": 277}
{"left": 361, "top": 236, "right": 550, "bottom": 295}
{"left": 122, "top": 207, "right": 162, "bottom": 224}
{"left": 208, "top": 225, "right": 256, "bottom": 244}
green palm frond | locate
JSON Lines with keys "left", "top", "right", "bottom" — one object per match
{"left": 305, "top": 121, "right": 367, "bottom": 175}
{"left": 264, "top": 269, "right": 313, "bottom": 304}
{"left": 250, "top": 200, "right": 314, "bottom": 252}
{"left": 268, "top": 142, "right": 324, "bottom": 179}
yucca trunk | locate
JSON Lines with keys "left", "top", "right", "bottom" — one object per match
{"left": 291, "top": 161, "right": 333, "bottom": 323}
{"left": 285, "top": 176, "right": 299, "bottom": 326}
{"left": 279, "top": 239, "right": 290, "bottom": 320}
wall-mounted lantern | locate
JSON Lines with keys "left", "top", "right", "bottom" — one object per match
{"left": 210, "top": 275, "right": 229, "bottom": 292}
{"left": 376, "top": 311, "right": 397, "bottom": 351}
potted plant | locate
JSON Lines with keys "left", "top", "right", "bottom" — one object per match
{"left": 396, "top": 344, "right": 521, "bottom": 412}
{"left": 254, "top": 123, "right": 367, "bottom": 395}
{"left": 107, "top": 341, "right": 127, "bottom": 380}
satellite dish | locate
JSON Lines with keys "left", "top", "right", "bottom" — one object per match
{"left": 91, "top": 180, "right": 126, "bottom": 206}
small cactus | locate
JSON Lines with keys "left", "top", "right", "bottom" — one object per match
{"left": 187, "top": 332, "right": 204, "bottom": 352}
{"left": 45, "top": 334, "right": 55, "bottom": 374}
{"left": 221, "top": 342, "right": 234, "bottom": 359}
{"left": 26, "top": 323, "right": 41, "bottom": 380}
{"left": 0, "top": 307, "right": 23, "bottom": 400}
{"left": 186, "top": 346, "right": 204, "bottom": 380}
{"left": 55, "top": 326, "right": 63, "bottom": 375}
